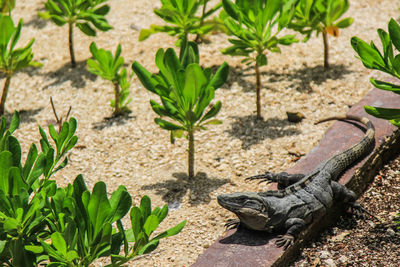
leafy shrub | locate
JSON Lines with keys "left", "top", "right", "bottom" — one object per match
{"left": 351, "top": 18, "right": 400, "bottom": 128}
{"left": 0, "top": 0, "right": 15, "bottom": 14}
{"left": 132, "top": 41, "right": 229, "bottom": 178}
{"left": 0, "top": 112, "right": 186, "bottom": 266}
{"left": 40, "top": 0, "right": 112, "bottom": 67}
{"left": 139, "top": 0, "right": 224, "bottom": 46}
{"left": 220, "top": 0, "right": 298, "bottom": 119}
{"left": 0, "top": 14, "right": 41, "bottom": 115}
{"left": 87, "top": 42, "right": 132, "bottom": 115}
{"left": 289, "top": 0, "right": 353, "bottom": 69}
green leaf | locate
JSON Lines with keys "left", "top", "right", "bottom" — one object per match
{"left": 351, "top": 37, "right": 386, "bottom": 69}
{"left": 152, "top": 220, "right": 186, "bottom": 240}
{"left": 209, "top": 62, "right": 229, "bottom": 90}
{"left": 132, "top": 61, "right": 159, "bottom": 94}
{"left": 389, "top": 18, "right": 400, "bottom": 52}
{"left": 370, "top": 78, "right": 400, "bottom": 95}
{"left": 154, "top": 118, "right": 185, "bottom": 131}
{"left": 0, "top": 150, "right": 12, "bottom": 193}
{"left": 77, "top": 22, "right": 96, "bottom": 36}
{"left": 88, "top": 181, "right": 112, "bottom": 239}
{"left": 256, "top": 53, "right": 267, "bottom": 66}
{"left": 199, "top": 101, "right": 222, "bottom": 123}
{"left": 336, "top": 17, "right": 353, "bottom": 28}
{"left": 109, "top": 186, "right": 132, "bottom": 222}
{"left": 364, "top": 106, "right": 400, "bottom": 120}
{"left": 140, "top": 195, "right": 152, "bottom": 220}
{"left": 143, "top": 215, "right": 159, "bottom": 237}
{"left": 51, "top": 232, "right": 67, "bottom": 256}
{"left": 0, "top": 14, "right": 14, "bottom": 46}
{"left": 8, "top": 111, "right": 20, "bottom": 133}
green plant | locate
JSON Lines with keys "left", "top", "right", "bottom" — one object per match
{"left": 0, "top": 112, "right": 77, "bottom": 266}
{"left": 132, "top": 41, "right": 229, "bottom": 179}
{"left": 111, "top": 195, "right": 186, "bottom": 265}
{"left": 40, "top": 0, "right": 112, "bottom": 67}
{"left": 0, "top": 112, "right": 186, "bottom": 266}
{"left": 87, "top": 42, "right": 132, "bottom": 115}
{"left": 139, "top": 0, "right": 224, "bottom": 46}
{"left": 0, "top": 14, "right": 41, "bottom": 115}
{"left": 351, "top": 18, "right": 400, "bottom": 128}
{"left": 221, "top": 0, "right": 298, "bottom": 119}
{"left": 289, "top": 0, "right": 353, "bottom": 69}
{"left": 0, "top": 0, "right": 15, "bottom": 14}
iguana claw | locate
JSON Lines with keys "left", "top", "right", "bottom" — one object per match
{"left": 350, "top": 202, "right": 379, "bottom": 221}
{"left": 224, "top": 218, "right": 240, "bottom": 229}
{"left": 245, "top": 172, "right": 275, "bottom": 184}
{"left": 275, "top": 234, "right": 294, "bottom": 250}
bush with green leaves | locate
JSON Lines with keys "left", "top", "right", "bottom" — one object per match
{"left": 0, "top": 112, "right": 186, "bottom": 266}
{"left": 289, "top": 0, "right": 353, "bottom": 69}
{"left": 351, "top": 18, "right": 400, "bottom": 128}
{"left": 221, "top": 0, "right": 298, "bottom": 119}
{"left": 132, "top": 41, "right": 229, "bottom": 179}
{"left": 139, "top": 0, "right": 224, "bottom": 46}
{"left": 87, "top": 42, "right": 132, "bottom": 115}
{"left": 0, "top": 14, "right": 41, "bottom": 116}
{"left": 0, "top": 0, "right": 15, "bottom": 14}
{"left": 0, "top": 112, "right": 77, "bottom": 266}
{"left": 40, "top": 0, "right": 112, "bottom": 67}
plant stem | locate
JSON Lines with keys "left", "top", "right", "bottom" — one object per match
{"left": 188, "top": 130, "right": 195, "bottom": 179}
{"left": 68, "top": 22, "right": 76, "bottom": 68}
{"left": 195, "top": 0, "right": 208, "bottom": 43}
{"left": 255, "top": 62, "right": 262, "bottom": 120}
{"left": 322, "top": 30, "right": 329, "bottom": 70}
{"left": 113, "top": 82, "right": 121, "bottom": 115}
{"left": 0, "top": 75, "right": 12, "bottom": 116}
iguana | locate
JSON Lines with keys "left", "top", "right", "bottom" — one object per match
{"left": 217, "top": 115, "right": 375, "bottom": 249}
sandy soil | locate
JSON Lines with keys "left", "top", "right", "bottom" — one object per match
{"left": 4, "top": 0, "right": 400, "bottom": 266}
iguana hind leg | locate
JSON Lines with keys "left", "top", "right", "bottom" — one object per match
{"left": 331, "top": 181, "right": 377, "bottom": 220}
{"left": 245, "top": 171, "right": 305, "bottom": 189}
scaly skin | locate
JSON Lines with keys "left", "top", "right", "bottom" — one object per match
{"left": 218, "top": 115, "right": 375, "bottom": 249}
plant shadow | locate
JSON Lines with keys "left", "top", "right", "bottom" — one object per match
{"left": 226, "top": 115, "right": 301, "bottom": 150}
{"left": 222, "top": 64, "right": 351, "bottom": 93}
{"left": 92, "top": 112, "right": 135, "bottom": 130}
{"left": 141, "top": 171, "right": 230, "bottom": 206}
{"left": 42, "top": 61, "right": 97, "bottom": 89}
{"left": 1, "top": 107, "right": 43, "bottom": 124}
{"left": 24, "top": 15, "right": 48, "bottom": 29}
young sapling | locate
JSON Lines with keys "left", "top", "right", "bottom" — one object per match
{"left": 221, "top": 0, "right": 298, "bottom": 119}
{"left": 0, "top": 14, "right": 41, "bottom": 115}
{"left": 40, "top": 0, "right": 112, "bottom": 67}
{"left": 289, "top": 0, "right": 353, "bottom": 69}
{"left": 139, "top": 0, "right": 223, "bottom": 46}
{"left": 87, "top": 42, "right": 132, "bottom": 116}
{"left": 132, "top": 41, "right": 229, "bottom": 179}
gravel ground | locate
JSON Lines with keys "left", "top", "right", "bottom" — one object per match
{"left": 294, "top": 154, "right": 400, "bottom": 267}
{"left": 4, "top": 0, "right": 400, "bottom": 266}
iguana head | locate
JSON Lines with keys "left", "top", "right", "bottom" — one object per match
{"left": 217, "top": 192, "right": 274, "bottom": 232}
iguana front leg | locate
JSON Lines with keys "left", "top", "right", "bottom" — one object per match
{"left": 245, "top": 172, "right": 305, "bottom": 189}
{"left": 275, "top": 218, "right": 306, "bottom": 249}
{"left": 224, "top": 218, "right": 240, "bottom": 229}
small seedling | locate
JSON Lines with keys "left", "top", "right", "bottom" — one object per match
{"left": 289, "top": 0, "right": 353, "bottom": 69}
{"left": 132, "top": 41, "right": 229, "bottom": 179}
{"left": 351, "top": 18, "right": 400, "bottom": 128}
{"left": 40, "top": 0, "right": 112, "bottom": 67}
{"left": 139, "top": 0, "right": 223, "bottom": 46}
{"left": 0, "top": 14, "right": 41, "bottom": 115}
{"left": 50, "top": 96, "right": 72, "bottom": 133}
{"left": 87, "top": 42, "right": 132, "bottom": 115}
{"left": 221, "top": 0, "right": 298, "bottom": 119}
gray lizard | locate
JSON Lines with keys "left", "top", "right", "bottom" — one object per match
{"left": 217, "top": 115, "right": 375, "bottom": 249}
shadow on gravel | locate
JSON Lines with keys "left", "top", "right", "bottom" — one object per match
{"left": 24, "top": 15, "right": 48, "bottom": 29}
{"left": 219, "top": 227, "right": 275, "bottom": 246}
{"left": 19, "top": 108, "right": 43, "bottom": 124}
{"left": 141, "top": 171, "right": 230, "bottom": 206}
{"left": 92, "top": 113, "right": 135, "bottom": 130}
{"left": 42, "top": 61, "right": 97, "bottom": 89}
{"left": 226, "top": 115, "right": 301, "bottom": 150}
{"left": 222, "top": 64, "right": 351, "bottom": 93}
